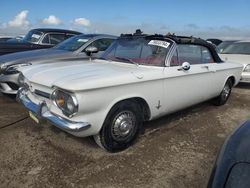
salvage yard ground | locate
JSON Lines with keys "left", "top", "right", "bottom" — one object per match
{"left": 0, "top": 84, "right": 250, "bottom": 188}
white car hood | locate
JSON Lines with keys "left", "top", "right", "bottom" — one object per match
{"left": 219, "top": 54, "right": 250, "bottom": 66}
{"left": 20, "top": 59, "right": 163, "bottom": 91}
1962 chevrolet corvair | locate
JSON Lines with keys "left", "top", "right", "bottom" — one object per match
{"left": 17, "top": 32, "right": 243, "bottom": 152}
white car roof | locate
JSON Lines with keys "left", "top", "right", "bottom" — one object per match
{"left": 236, "top": 40, "right": 250, "bottom": 43}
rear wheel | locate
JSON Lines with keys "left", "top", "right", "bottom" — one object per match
{"left": 94, "top": 101, "right": 142, "bottom": 152}
{"left": 212, "top": 79, "right": 233, "bottom": 106}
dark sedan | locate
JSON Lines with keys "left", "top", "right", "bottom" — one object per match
{"left": 208, "top": 120, "right": 250, "bottom": 188}
{"left": 0, "top": 34, "right": 117, "bottom": 94}
{"left": 0, "top": 28, "right": 81, "bottom": 56}
{"left": 0, "top": 36, "right": 13, "bottom": 42}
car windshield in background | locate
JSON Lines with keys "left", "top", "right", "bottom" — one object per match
{"left": 221, "top": 42, "right": 250, "bottom": 55}
{"left": 217, "top": 41, "right": 237, "bottom": 53}
{"left": 55, "top": 35, "right": 90, "bottom": 51}
{"left": 101, "top": 38, "right": 172, "bottom": 66}
{"left": 22, "top": 30, "right": 43, "bottom": 44}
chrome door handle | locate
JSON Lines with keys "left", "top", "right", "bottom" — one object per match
{"left": 201, "top": 65, "right": 217, "bottom": 72}
{"left": 201, "top": 65, "right": 209, "bottom": 69}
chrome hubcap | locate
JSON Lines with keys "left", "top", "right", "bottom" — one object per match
{"left": 222, "top": 84, "right": 230, "bottom": 100}
{"left": 111, "top": 111, "right": 136, "bottom": 141}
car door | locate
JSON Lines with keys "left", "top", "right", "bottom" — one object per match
{"left": 162, "top": 44, "right": 216, "bottom": 114}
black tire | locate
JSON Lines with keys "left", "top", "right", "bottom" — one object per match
{"left": 94, "top": 101, "right": 142, "bottom": 152}
{"left": 212, "top": 79, "right": 233, "bottom": 106}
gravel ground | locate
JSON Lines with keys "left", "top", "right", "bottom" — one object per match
{"left": 0, "top": 84, "right": 250, "bottom": 188}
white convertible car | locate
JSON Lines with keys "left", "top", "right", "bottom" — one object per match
{"left": 17, "top": 33, "right": 243, "bottom": 152}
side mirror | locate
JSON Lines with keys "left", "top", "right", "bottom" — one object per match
{"left": 85, "top": 46, "right": 98, "bottom": 57}
{"left": 181, "top": 62, "right": 190, "bottom": 71}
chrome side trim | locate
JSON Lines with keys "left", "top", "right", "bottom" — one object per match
{"left": 17, "top": 88, "right": 91, "bottom": 132}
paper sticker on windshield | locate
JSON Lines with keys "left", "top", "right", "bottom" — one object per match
{"left": 31, "top": 34, "right": 40, "bottom": 39}
{"left": 148, "top": 40, "right": 170, "bottom": 48}
{"left": 77, "top": 39, "right": 89, "bottom": 42}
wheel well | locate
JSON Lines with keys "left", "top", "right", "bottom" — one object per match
{"left": 228, "top": 76, "right": 235, "bottom": 86}
{"left": 110, "top": 98, "right": 151, "bottom": 121}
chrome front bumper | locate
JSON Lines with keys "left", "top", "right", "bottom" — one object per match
{"left": 17, "top": 88, "right": 91, "bottom": 133}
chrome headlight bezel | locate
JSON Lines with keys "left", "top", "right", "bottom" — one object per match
{"left": 51, "top": 89, "right": 79, "bottom": 118}
{"left": 18, "top": 73, "right": 27, "bottom": 86}
{"left": 243, "top": 64, "right": 250, "bottom": 72}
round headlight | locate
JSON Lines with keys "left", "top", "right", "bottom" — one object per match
{"left": 244, "top": 64, "right": 250, "bottom": 72}
{"left": 51, "top": 89, "right": 78, "bottom": 117}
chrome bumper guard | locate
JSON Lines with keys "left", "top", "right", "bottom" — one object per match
{"left": 17, "top": 88, "right": 91, "bottom": 132}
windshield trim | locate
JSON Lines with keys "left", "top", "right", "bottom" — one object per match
{"left": 54, "top": 35, "right": 92, "bottom": 52}
{"left": 101, "top": 37, "right": 173, "bottom": 67}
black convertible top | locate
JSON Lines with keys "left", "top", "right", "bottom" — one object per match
{"left": 120, "top": 30, "right": 223, "bottom": 63}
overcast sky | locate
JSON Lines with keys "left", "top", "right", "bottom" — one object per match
{"left": 1, "top": 0, "right": 250, "bottom": 39}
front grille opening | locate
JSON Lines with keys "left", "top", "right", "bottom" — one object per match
{"left": 34, "top": 89, "right": 50, "bottom": 99}
{"left": 6, "top": 82, "right": 19, "bottom": 90}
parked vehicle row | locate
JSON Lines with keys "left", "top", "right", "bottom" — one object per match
{"left": 15, "top": 32, "right": 243, "bottom": 151}
{"left": 0, "top": 34, "right": 116, "bottom": 94}
{"left": 0, "top": 28, "right": 82, "bottom": 56}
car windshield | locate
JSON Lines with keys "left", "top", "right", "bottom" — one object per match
{"left": 22, "top": 30, "right": 43, "bottom": 43}
{"left": 101, "top": 37, "right": 172, "bottom": 67}
{"left": 221, "top": 42, "right": 250, "bottom": 55}
{"left": 217, "top": 41, "right": 237, "bottom": 53}
{"left": 54, "top": 35, "right": 91, "bottom": 51}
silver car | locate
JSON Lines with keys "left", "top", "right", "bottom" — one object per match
{"left": 0, "top": 34, "right": 117, "bottom": 94}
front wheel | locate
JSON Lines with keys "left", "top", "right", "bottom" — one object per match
{"left": 94, "top": 101, "right": 142, "bottom": 152}
{"left": 212, "top": 79, "right": 233, "bottom": 106}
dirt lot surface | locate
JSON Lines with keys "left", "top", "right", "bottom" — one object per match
{"left": 0, "top": 84, "right": 250, "bottom": 188}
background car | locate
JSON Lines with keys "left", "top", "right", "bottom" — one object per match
{"left": 0, "top": 36, "right": 13, "bottom": 42}
{"left": 216, "top": 40, "right": 238, "bottom": 53}
{"left": 208, "top": 120, "right": 250, "bottom": 188}
{"left": 0, "top": 34, "right": 116, "bottom": 94}
{"left": 0, "top": 28, "right": 82, "bottom": 56}
{"left": 17, "top": 32, "right": 242, "bottom": 152}
{"left": 6, "top": 35, "right": 25, "bottom": 43}
{"left": 219, "top": 40, "right": 250, "bottom": 83}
